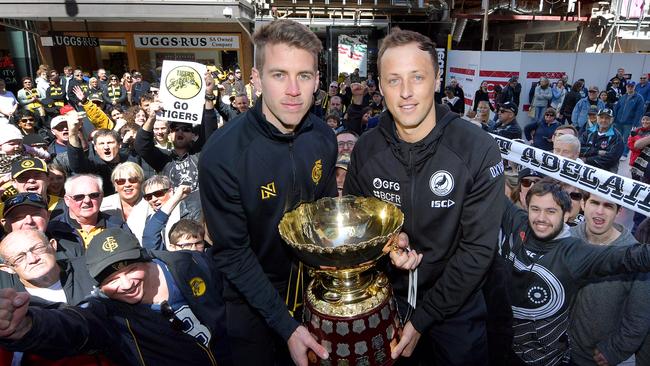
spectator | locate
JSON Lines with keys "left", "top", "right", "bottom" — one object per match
{"left": 71, "top": 86, "right": 114, "bottom": 130}
{"left": 100, "top": 162, "right": 150, "bottom": 245}
{"left": 0, "top": 79, "right": 18, "bottom": 124}
{"left": 630, "top": 113, "right": 650, "bottom": 180}
{"left": 552, "top": 123, "right": 579, "bottom": 139}
{"left": 583, "top": 105, "right": 600, "bottom": 132}
{"left": 46, "top": 162, "right": 66, "bottom": 198}
{"left": 637, "top": 74, "right": 650, "bottom": 105}
{"left": 9, "top": 157, "right": 63, "bottom": 218}
{"left": 131, "top": 72, "right": 150, "bottom": 106}
{"left": 221, "top": 69, "right": 245, "bottom": 99}
{"left": 449, "top": 77, "right": 465, "bottom": 101}
{"left": 558, "top": 80, "right": 583, "bottom": 124}
{"left": 614, "top": 81, "right": 645, "bottom": 159}
{"left": 34, "top": 66, "right": 50, "bottom": 99}
{"left": 472, "top": 81, "right": 493, "bottom": 112}
{"left": 532, "top": 77, "right": 553, "bottom": 123}
{"left": 0, "top": 228, "right": 230, "bottom": 365}
{"left": 48, "top": 174, "right": 129, "bottom": 251}
{"left": 135, "top": 77, "right": 217, "bottom": 191}
{"left": 14, "top": 110, "right": 38, "bottom": 136}
{"left": 67, "top": 69, "right": 89, "bottom": 107}
{"left": 123, "top": 105, "right": 146, "bottom": 127}
{"left": 553, "top": 133, "right": 581, "bottom": 161}
{"left": 167, "top": 219, "right": 206, "bottom": 252}
{"left": 500, "top": 179, "right": 650, "bottom": 365}
{"left": 325, "top": 114, "right": 340, "bottom": 131}
{"left": 551, "top": 79, "right": 566, "bottom": 110}
{"left": 87, "top": 77, "right": 102, "bottom": 96}
{"left": 96, "top": 68, "right": 108, "bottom": 88}
{"left": 580, "top": 108, "right": 624, "bottom": 172}
{"left": 369, "top": 91, "right": 384, "bottom": 116}
{"left": 442, "top": 86, "right": 464, "bottom": 114}
{"left": 516, "top": 168, "right": 544, "bottom": 209}
{"left": 215, "top": 86, "right": 247, "bottom": 123}
{"left": 606, "top": 77, "right": 624, "bottom": 105}
{"left": 569, "top": 193, "right": 650, "bottom": 366}
{"left": 560, "top": 182, "right": 585, "bottom": 226}
{"left": 502, "top": 76, "right": 522, "bottom": 107}
{"left": 0, "top": 125, "right": 25, "bottom": 156}
{"left": 491, "top": 101, "right": 522, "bottom": 140}
{"left": 524, "top": 107, "right": 561, "bottom": 151}
{"left": 121, "top": 72, "right": 133, "bottom": 104}
{"left": 16, "top": 77, "right": 44, "bottom": 117}
{"left": 152, "top": 118, "right": 172, "bottom": 150}
{"left": 43, "top": 69, "right": 65, "bottom": 118}
{"left": 336, "top": 129, "right": 358, "bottom": 156}
{"left": 141, "top": 181, "right": 199, "bottom": 250}
{"left": 335, "top": 152, "right": 350, "bottom": 197}
{"left": 60, "top": 66, "right": 73, "bottom": 102}
{"left": 470, "top": 100, "right": 492, "bottom": 131}
{"left": 607, "top": 67, "right": 628, "bottom": 89}
{"left": 572, "top": 85, "right": 606, "bottom": 132}
{"left": 103, "top": 74, "right": 127, "bottom": 111}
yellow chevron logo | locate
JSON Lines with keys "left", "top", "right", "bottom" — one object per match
{"left": 261, "top": 182, "right": 277, "bottom": 200}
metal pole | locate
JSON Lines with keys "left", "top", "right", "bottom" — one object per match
{"left": 481, "top": 0, "right": 488, "bottom": 51}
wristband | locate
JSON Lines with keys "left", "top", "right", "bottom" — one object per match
{"left": 205, "top": 94, "right": 216, "bottom": 101}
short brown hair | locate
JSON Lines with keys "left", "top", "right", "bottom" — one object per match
{"left": 92, "top": 129, "right": 120, "bottom": 146}
{"left": 169, "top": 219, "right": 205, "bottom": 244}
{"left": 377, "top": 28, "right": 439, "bottom": 76}
{"left": 252, "top": 19, "right": 322, "bottom": 73}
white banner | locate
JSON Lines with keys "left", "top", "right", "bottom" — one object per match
{"left": 338, "top": 35, "right": 368, "bottom": 77}
{"left": 491, "top": 134, "right": 650, "bottom": 215}
{"left": 158, "top": 61, "right": 207, "bottom": 125}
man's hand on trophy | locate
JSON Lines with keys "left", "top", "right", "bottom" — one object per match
{"left": 385, "top": 232, "right": 422, "bottom": 271}
{"left": 391, "top": 321, "right": 421, "bottom": 359}
{"left": 288, "top": 325, "right": 329, "bottom": 366}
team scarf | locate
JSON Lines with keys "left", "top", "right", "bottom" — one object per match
{"left": 490, "top": 134, "right": 650, "bottom": 216}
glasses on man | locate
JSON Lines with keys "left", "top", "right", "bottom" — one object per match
{"left": 151, "top": 90, "right": 160, "bottom": 95}
{"left": 144, "top": 188, "right": 169, "bottom": 201}
{"left": 169, "top": 240, "right": 205, "bottom": 251}
{"left": 114, "top": 177, "right": 140, "bottom": 185}
{"left": 68, "top": 192, "right": 102, "bottom": 202}
{"left": 338, "top": 141, "right": 355, "bottom": 148}
{"left": 6, "top": 242, "right": 50, "bottom": 267}
{"left": 520, "top": 178, "right": 541, "bottom": 188}
{"left": 19, "top": 118, "right": 35, "bottom": 123}
{"left": 544, "top": 113, "right": 555, "bottom": 117}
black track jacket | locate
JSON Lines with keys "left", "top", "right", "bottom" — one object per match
{"left": 344, "top": 105, "right": 505, "bottom": 333}
{"left": 199, "top": 99, "right": 338, "bottom": 341}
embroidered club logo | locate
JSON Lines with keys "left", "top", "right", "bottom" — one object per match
{"left": 189, "top": 277, "right": 206, "bottom": 297}
{"left": 20, "top": 160, "right": 35, "bottom": 169}
{"left": 111, "top": 261, "right": 129, "bottom": 271}
{"left": 165, "top": 66, "right": 203, "bottom": 100}
{"left": 102, "top": 236, "right": 119, "bottom": 252}
{"left": 429, "top": 170, "right": 454, "bottom": 197}
{"left": 312, "top": 159, "right": 322, "bottom": 185}
{"left": 260, "top": 182, "right": 277, "bottom": 200}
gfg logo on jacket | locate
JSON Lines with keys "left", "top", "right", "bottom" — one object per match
{"left": 372, "top": 177, "right": 401, "bottom": 206}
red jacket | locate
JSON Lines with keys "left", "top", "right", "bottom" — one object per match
{"left": 627, "top": 127, "right": 650, "bottom": 166}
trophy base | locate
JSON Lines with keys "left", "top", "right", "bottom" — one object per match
{"left": 304, "top": 274, "right": 400, "bottom": 366}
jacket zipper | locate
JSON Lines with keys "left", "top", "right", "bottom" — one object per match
{"left": 408, "top": 150, "right": 416, "bottom": 244}
{"left": 196, "top": 342, "right": 217, "bottom": 365}
{"left": 289, "top": 142, "right": 297, "bottom": 199}
{"left": 125, "top": 319, "right": 146, "bottom": 366}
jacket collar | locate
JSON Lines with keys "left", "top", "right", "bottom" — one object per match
{"left": 249, "top": 96, "right": 314, "bottom": 142}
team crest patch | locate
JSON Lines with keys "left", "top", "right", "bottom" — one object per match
{"left": 102, "top": 236, "right": 119, "bottom": 252}
{"left": 165, "top": 65, "right": 203, "bottom": 100}
{"left": 312, "top": 159, "right": 322, "bottom": 185}
{"left": 20, "top": 160, "right": 35, "bottom": 169}
{"left": 189, "top": 277, "right": 206, "bottom": 297}
{"left": 429, "top": 170, "right": 454, "bottom": 197}
{"left": 261, "top": 182, "right": 277, "bottom": 199}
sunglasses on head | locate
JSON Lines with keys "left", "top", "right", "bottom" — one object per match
{"left": 144, "top": 188, "right": 168, "bottom": 201}
{"left": 4, "top": 193, "right": 44, "bottom": 210}
{"left": 114, "top": 177, "right": 140, "bottom": 185}
{"left": 569, "top": 192, "right": 583, "bottom": 201}
{"left": 520, "top": 178, "right": 540, "bottom": 188}
{"left": 68, "top": 192, "right": 101, "bottom": 202}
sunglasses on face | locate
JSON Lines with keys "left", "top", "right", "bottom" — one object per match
{"left": 171, "top": 126, "right": 193, "bottom": 133}
{"left": 520, "top": 178, "right": 540, "bottom": 188}
{"left": 68, "top": 192, "right": 101, "bottom": 202}
{"left": 20, "top": 118, "right": 35, "bottom": 122}
{"left": 110, "top": 78, "right": 118, "bottom": 81}
{"left": 545, "top": 113, "right": 555, "bottom": 117}
{"left": 151, "top": 90, "right": 159, "bottom": 95}
{"left": 144, "top": 188, "right": 168, "bottom": 201}
{"left": 569, "top": 192, "right": 583, "bottom": 201}
{"left": 114, "top": 177, "right": 140, "bottom": 185}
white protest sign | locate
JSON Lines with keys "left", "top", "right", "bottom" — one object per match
{"left": 490, "top": 134, "right": 650, "bottom": 215}
{"left": 159, "top": 60, "right": 207, "bottom": 125}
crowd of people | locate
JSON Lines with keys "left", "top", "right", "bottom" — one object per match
{"left": 0, "top": 18, "right": 648, "bottom": 366}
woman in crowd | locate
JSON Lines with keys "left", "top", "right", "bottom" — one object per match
{"left": 551, "top": 79, "right": 567, "bottom": 111}
{"left": 600, "top": 90, "right": 614, "bottom": 109}
{"left": 470, "top": 100, "right": 492, "bottom": 131}
{"left": 559, "top": 80, "right": 583, "bottom": 124}
{"left": 472, "top": 81, "right": 494, "bottom": 112}
{"left": 47, "top": 162, "right": 67, "bottom": 198}
{"left": 532, "top": 77, "right": 553, "bottom": 123}
{"left": 100, "top": 161, "right": 150, "bottom": 244}
{"left": 124, "top": 105, "right": 146, "bottom": 127}
{"left": 88, "top": 77, "right": 102, "bottom": 95}
{"left": 122, "top": 72, "right": 134, "bottom": 105}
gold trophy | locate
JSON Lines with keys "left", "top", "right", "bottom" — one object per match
{"left": 279, "top": 196, "right": 404, "bottom": 366}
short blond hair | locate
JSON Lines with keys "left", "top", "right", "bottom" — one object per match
{"left": 110, "top": 162, "right": 144, "bottom": 185}
{"left": 252, "top": 19, "right": 321, "bottom": 73}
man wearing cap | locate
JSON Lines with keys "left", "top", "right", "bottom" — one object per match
{"left": 515, "top": 168, "right": 544, "bottom": 209}
{"left": 572, "top": 86, "right": 606, "bottom": 132}
{"left": 0, "top": 227, "right": 230, "bottom": 365}
{"left": 135, "top": 74, "right": 218, "bottom": 192}
{"left": 71, "top": 86, "right": 114, "bottom": 130}
{"left": 524, "top": 106, "right": 561, "bottom": 151}
{"left": 47, "top": 115, "right": 69, "bottom": 157}
{"left": 131, "top": 72, "right": 150, "bottom": 106}
{"left": 491, "top": 101, "right": 522, "bottom": 140}
{"left": 6, "top": 157, "right": 63, "bottom": 219}
{"left": 221, "top": 69, "right": 245, "bottom": 98}
{"left": 580, "top": 108, "right": 624, "bottom": 172}
{"left": 1, "top": 192, "right": 82, "bottom": 258}
{"left": 614, "top": 80, "right": 645, "bottom": 159}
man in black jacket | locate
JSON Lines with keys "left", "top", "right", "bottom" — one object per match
{"left": 199, "top": 19, "right": 336, "bottom": 366}
{"left": 0, "top": 228, "right": 230, "bottom": 366}
{"left": 344, "top": 29, "right": 504, "bottom": 365}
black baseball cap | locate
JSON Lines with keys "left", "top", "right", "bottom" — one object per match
{"left": 2, "top": 192, "right": 47, "bottom": 217}
{"left": 11, "top": 157, "right": 47, "bottom": 179}
{"left": 500, "top": 101, "right": 518, "bottom": 115}
{"left": 518, "top": 167, "right": 545, "bottom": 181}
{"left": 86, "top": 228, "right": 146, "bottom": 284}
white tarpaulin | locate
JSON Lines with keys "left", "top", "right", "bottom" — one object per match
{"left": 338, "top": 35, "right": 368, "bottom": 77}
{"left": 158, "top": 60, "right": 207, "bottom": 125}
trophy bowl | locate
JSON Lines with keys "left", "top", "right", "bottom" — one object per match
{"left": 278, "top": 196, "right": 404, "bottom": 270}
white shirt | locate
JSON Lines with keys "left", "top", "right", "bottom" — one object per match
{"left": 25, "top": 280, "right": 67, "bottom": 303}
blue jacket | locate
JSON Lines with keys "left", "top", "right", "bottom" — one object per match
{"left": 572, "top": 98, "right": 606, "bottom": 130}
{"left": 579, "top": 125, "right": 625, "bottom": 172}
{"left": 636, "top": 82, "right": 650, "bottom": 103}
{"left": 614, "top": 92, "right": 645, "bottom": 126}
{"left": 524, "top": 120, "right": 561, "bottom": 151}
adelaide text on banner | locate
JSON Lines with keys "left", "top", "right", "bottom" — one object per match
{"left": 490, "top": 134, "right": 650, "bottom": 216}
